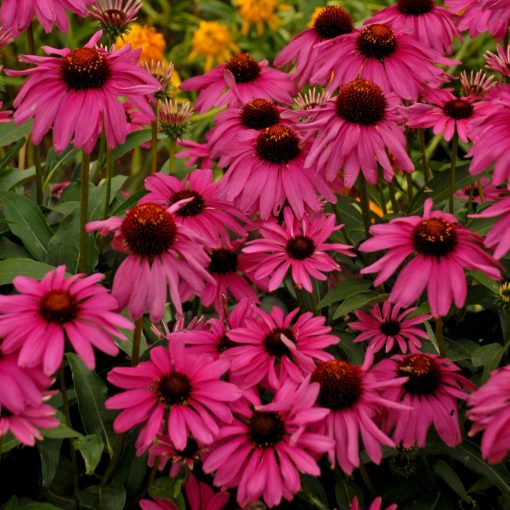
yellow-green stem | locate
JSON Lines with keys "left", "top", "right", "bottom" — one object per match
{"left": 406, "top": 173, "right": 414, "bottom": 205}
{"left": 150, "top": 121, "right": 158, "bottom": 175}
{"left": 358, "top": 175, "right": 371, "bottom": 237}
{"left": 132, "top": 318, "right": 143, "bottom": 365}
{"left": 103, "top": 147, "right": 113, "bottom": 218}
{"left": 435, "top": 317, "right": 447, "bottom": 357}
{"left": 168, "top": 136, "right": 176, "bottom": 174}
{"left": 78, "top": 151, "right": 90, "bottom": 274}
{"left": 449, "top": 132, "right": 459, "bottom": 214}
{"left": 34, "top": 143, "right": 43, "bottom": 206}
{"left": 418, "top": 129, "right": 431, "bottom": 183}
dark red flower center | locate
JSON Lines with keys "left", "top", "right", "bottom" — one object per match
{"left": 380, "top": 319, "right": 401, "bottom": 336}
{"left": 357, "top": 24, "right": 397, "bottom": 60}
{"left": 264, "top": 328, "right": 295, "bottom": 357}
{"left": 157, "top": 372, "right": 191, "bottom": 405}
{"left": 121, "top": 203, "right": 177, "bottom": 257}
{"left": 311, "top": 360, "right": 363, "bottom": 410}
{"left": 240, "top": 98, "right": 280, "bottom": 130}
{"left": 313, "top": 6, "right": 354, "bottom": 39}
{"left": 286, "top": 235, "right": 315, "bottom": 260}
{"left": 39, "top": 291, "right": 79, "bottom": 324}
{"left": 336, "top": 79, "right": 387, "bottom": 125}
{"left": 170, "top": 190, "right": 206, "bottom": 217}
{"left": 208, "top": 249, "right": 238, "bottom": 274}
{"left": 255, "top": 124, "right": 300, "bottom": 164}
{"left": 0, "top": 406, "right": 13, "bottom": 418}
{"left": 175, "top": 438, "right": 199, "bottom": 459}
{"left": 397, "top": 0, "right": 435, "bottom": 15}
{"left": 412, "top": 217, "right": 457, "bottom": 256}
{"left": 217, "top": 334, "right": 237, "bottom": 352}
{"left": 61, "top": 47, "right": 111, "bottom": 91}
{"left": 248, "top": 411, "right": 285, "bottom": 447}
{"left": 225, "top": 53, "right": 260, "bottom": 83}
{"left": 398, "top": 354, "right": 442, "bottom": 395}
{"left": 442, "top": 99, "right": 474, "bottom": 120}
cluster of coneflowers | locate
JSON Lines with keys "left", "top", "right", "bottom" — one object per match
{"left": 1, "top": 0, "right": 510, "bottom": 509}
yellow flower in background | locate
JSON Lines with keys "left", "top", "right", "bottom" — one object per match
{"left": 189, "top": 20, "right": 239, "bottom": 71}
{"left": 116, "top": 23, "right": 166, "bottom": 64}
{"left": 235, "top": 0, "right": 287, "bottom": 36}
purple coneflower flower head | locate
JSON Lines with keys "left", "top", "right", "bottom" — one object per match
{"left": 485, "top": 45, "right": 510, "bottom": 78}
{"left": 360, "top": 198, "right": 502, "bottom": 317}
{"left": 0, "top": 266, "right": 133, "bottom": 375}
{"left": 350, "top": 300, "right": 430, "bottom": 354}
{"left": 373, "top": 353, "right": 474, "bottom": 448}
{"left": 243, "top": 208, "right": 354, "bottom": 293}
{"left": 460, "top": 69, "right": 496, "bottom": 99}
{"left": 180, "top": 52, "right": 296, "bottom": 113}
{"left": 89, "top": 0, "right": 142, "bottom": 39}
{"left": 467, "top": 365, "right": 510, "bottom": 464}
{"left": 455, "top": 177, "right": 506, "bottom": 204}
{"left": 106, "top": 342, "right": 242, "bottom": 452}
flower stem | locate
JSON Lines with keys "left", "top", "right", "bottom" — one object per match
{"left": 150, "top": 120, "right": 158, "bottom": 175}
{"left": 358, "top": 175, "right": 371, "bottom": 236}
{"left": 168, "top": 136, "right": 177, "bottom": 174}
{"left": 293, "top": 283, "right": 307, "bottom": 311}
{"left": 388, "top": 180, "right": 398, "bottom": 213}
{"left": 418, "top": 129, "right": 431, "bottom": 183}
{"left": 78, "top": 151, "right": 90, "bottom": 274}
{"left": 26, "top": 23, "right": 35, "bottom": 54}
{"left": 103, "top": 147, "right": 113, "bottom": 218}
{"left": 406, "top": 173, "right": 414, "bottom": 205}
{"left": 34, "top": 142, "right": 43, "bottom": 206}
{"left": 435, "top": 317, "right": 447, "bottom": 357}
{"left": 449, "top": 132, "right": 459, "bottom": 214}
{"left": 358, "top": 462, "right": 376, "bottom": 497}
{"left": 132, "top": 317, "right": 143, "bottom": 365}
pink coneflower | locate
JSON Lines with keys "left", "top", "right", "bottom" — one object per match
{"left": 283, "top": 87, "right": 333, "bottom": 124}
{"left": 274, "top": 5, "right": 354, "bottom": 87}
{"left": 218, "top": 123, "right": 335, "bottom": 219}
{"left": 243, "top": 209, "right": 354, "bottom": 293}
{"left": 455, "top": 177, "right": 506, "bottom": 203}
{"left": 6, "top": 31, "right": 160, "bottom": 153}
{"left": 203, "top": 377, "right": 333, "bottom": 507}
{"left": 87, "top": 201, "right": 212, "bottom": 320}
{"left": 225, "top": 305, "right": 339, "bottom": 389}
{"left": 0, "top": 0, "right": 93, "bottom": 34}
{"left": 139, "top": 499, "right": 178, "bottom": 510}
{"left": 359, "top": 198, "right": 502, "bottom": 317}
{"left": 106, "top": 342, "right": 241, "bottom": 452}
{"left": 180, "top": 53, "right": 296, "bottom": 113}
{"left": 177, "top": 139, "right": 213, "bottom": 169}
{"left": 184, "top": 475, "right": 230, "bottom": 510}
{"left": 369, "top": 0, "right": 460, "bottom": 54}
{"left": 310, "top": 352, "right": 409, "bottom": 475}
{"left": 486, "top": 45, "right": 510, "bottom": 78}
{"left": 0, "top": 25, "right": 13, "bottom": 47}
{"left": 351, "top": 496, "right": 397, "bottom": 510}
{"left": 140, "top": 169, "right": 246, "bottom": 245}
{"left": 349, "top": 301, "right": 430, "bottom": 354}
{"left": 460, "top": 69, "right": 496, "bottom": 99}
{"left": 0, "top": 397, "right": 59, "bottom": 446}
{"left": 300, "top": 79, "right": 414, "bottom": 186}
{"left": 89, "top": 0, "right": 142, "bottom": 38}
{"left": 467, "top": 365, "right": 510, "bottom": 464}
{"left": 372, "top": 353, "right": 474, "bottom": 448}
{"left": 311, "top": 24, "right": 451, "bottom": 101}
{"left": 470, "top": 197, "right": 510, "bottom": 258}
{"left": 0, "top": 266, "right": 132, "bottom": 375}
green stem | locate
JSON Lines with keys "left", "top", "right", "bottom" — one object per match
{"left": 406, "top": 173, "right": 414, "bottom": 205}
{"left": 377, "top": 184, "right": 387, "bottom": 216}
{"left": 150, "top": 121, "right": 158, "bottom": 175}
{"left": 418, "top": 129, "right": 431, "bottom": 183}
{"left": 435, "top": 317, "right": 447, "bottom": 357}
{"left": 103, "top": 147, "right": 113, "bottom": 218}
{"left": 388, "top": 180, "right": 398, "bottom": 213}
{"left": 449, "top": 132, "right": 459, "bottom": 215}
{"left": 358, "top": 463, "right": 376, "bottom": 497}
{"left": 78, "top": 151, "right": 90, "bottom": 274}
{"left": 168, "top": 136, "right": 176, "bottom": 174}
{"left": 293, "top": 283, "right": 307, "bottom": 311}
{"left": 100, "top": 434, "right": 126, "bottom": 486}
{"left": 467, "top": 184, "right": 474, "bottom": 216}
{"left": 34, "top": 143, "right": 43, "bottom": 206}
{"left": 26, "top": 23, "right": 35, "bottom": 54}
{"left": 132, "top": 317, "right": 143, "bottom": 365}
{"left": 358, "top": 175, "right": 371, "bottom": 236}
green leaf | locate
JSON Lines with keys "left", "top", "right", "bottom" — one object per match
{"left": 333, "top": 292, "right": 388, "bottom": 319}
{"left": 469, "top": 270, "right": 500, "bottom": 293}
{"left": 38, "top": 439, "right": 62, "bottom": 489}
{"left": 112, "top": 129, "right": 151, "bottom": 160}
{"left": 111, "top": 188, "right": 147, "bottom": 217}
{"left": 41, "top": 423, "right": 82, "bottom": 439}
{"left": 0, "top": 121, "right": 32, "bottom": 147}
{"left": 67, "top": 353, "right": 117, "bottom": 457}
{"left": 75, "top": 434, "right": 104, "bottom": 475}
{"left": 0, "top": 237, "right": 30, "bottom": 259}
{"left": 1, "top": 192, "right": 53, "bottom": 260}
{"left": 299, "top": 475, "right": 330, "bottom": 510}
{"left": 472, "top": 343, "right": 504, "bottom": 381}
{"left": 0, "top": 258, "right": 56, "bottom": 285}
{"left": 433, "top": 459, "right": 469, "bottom": 500}
{"left": 318, "top": 279, "right": 372, "bottom": 308}
{"left": 19, "top": 504, "right": 63, "bottom": 510}
{"left": 335, "top": 478, "right": 363, "bottom": 510}
{"left": 1, "top": 496, "right": 18, "bottom": 510}
{"left": 0, "top": 433, "right": 19, "bottom": 454}
{"left": 149, "top": 477, "right": 184, "bottom": 499}
{"left": 78, "top": 485, "right": 126, "bottom": 510}
{"left": 424, "top": 321, "right": 440, "bottom": 355}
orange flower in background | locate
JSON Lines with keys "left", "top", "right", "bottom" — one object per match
{"left": 116, "top": 23, "right": 166, "bottom": 63}
{"left": 189, "top": 20, "right": 239, "bottom": 71}
{"left": 235, "top": 0, "right": 288, "bottom": 35}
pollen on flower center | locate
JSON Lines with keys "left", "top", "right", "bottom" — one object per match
{"left": 208, "top": 249, "right": 238, "bottom": 274}
{"left": 121, "top": 203, "right": 177, "bottom": 257}
{"left": 170, "top": 190, "right": 206, "bottom": 217}
{"left": 263, "top": 328, "right": 294, "bottom": 357}
{"left": 39, "top": 291, "right": 78, "bottom": 323}
{"left": 255, "top": 124, "right": 300, "bottom": 164}
{"left": 357, "top": 24, "right": 397, "bottom": 60}
{"left": 248, "top": 411, "right": 285, "bottom": 447}
{"left": 412, "top": 217, "right": 457, "bottom": 256}
{"left": 442, "top": 99, "right": 474, "bottom": 120}
{"left": 157, "top": 372, "right": 192, "bottom": 405}
{"left": 285, "top": 235, "right": 316, "bottom": 260}
{"left": 61, "top": 47, "right": 111, "bottom": 91}
{"left": 225, "top": 53, "right": 261, "bottom": 83}
{"left": 240, "top": 98, "right": 280, "bottom": 130}
{"left": 311, "top": 360, "right": 363, "bottom": 410}
{"left": 336, "top": 79, "right": 387, "bottom": 125}
{"left": 312, "top": 5, "right": 354, "bottom": 39}
{"left": 380, "top": 319, "right": 401, "bottom": 336}
{"left": 398, "top": 354, "right": 442, "bottom": 395}
{"left": 397, "top": 0, "right": 435, "bottom": 15}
